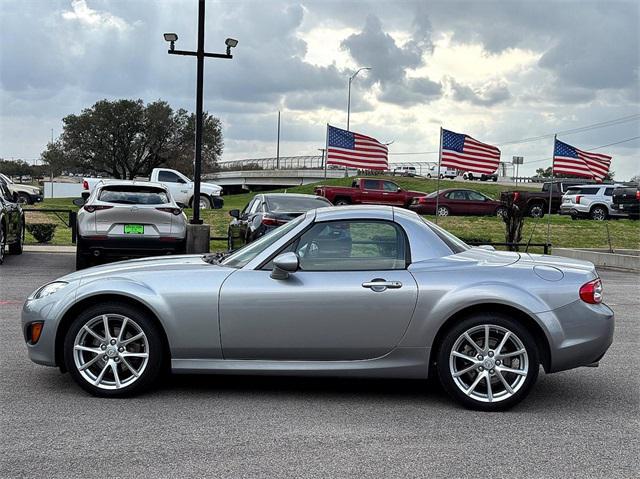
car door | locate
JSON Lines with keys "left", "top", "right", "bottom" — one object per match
{"left": 361, "top": 179, "right": 383, "bottom": 204}
{"left": 465, "top": 190, "right": 490, "bottom": 215}
{"left": 157, "top": 170, "right": 190, "bottom": 205}
{"left": 382, "top": 181, "right": 405, "bottom": 206}
{"left": 444, "top": 190, "right": 468, "bottom": 215}
{"left": 219, "top": 219, "right": 418, "bottom": 360}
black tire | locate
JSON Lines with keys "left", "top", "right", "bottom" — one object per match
{"left": 75, "top": 237, "right": 91, "bottom": 270}
{"left": 0, "top": 225, "right": 5, "bottom": 265}
{"left": 190, "top": 195, "right": 212, "bottom": 209}
{"left": 492, "top": 177, "right": 498, "bottom": 182}
{"left": 334, "top": 197, "right": 351, "bottom": 206}
{"left": 496, "top": 207, "right": 507, "bottom": 218}
{"left": 17, "top": 193, "right": 32, "bottom": 205}
{"left": 63, "top": 302, "right": 165, "bottom": 398}
{"left": 436, "top": 312, "right": 539, "bottom": 411}
{"left": 7, "top": 223, "right": 24, "bottom": 255}
{"left": 528, "top": 203, "right": 545, "bottom": 218}
{"left": 590, "top": 205, "right": 608, "bottom": 221}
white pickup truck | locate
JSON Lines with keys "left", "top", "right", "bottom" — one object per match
{"left": 82, "top": 168, "right": 223, "bottom": 209}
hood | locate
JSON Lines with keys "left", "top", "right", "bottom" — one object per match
{"left": 407, "top": 190, "right": 427, "bottom": 197}
{"left": 200, "top": 182, "right": 222, "bottom": 194}
{"left": 60, "top": 254, "right": 223, "bottom": 283}
{"left": 11, "top": 183, "right": 40, "bottom": 194}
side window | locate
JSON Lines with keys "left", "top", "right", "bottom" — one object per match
{"left": 446, "top": 190, "right": 467, "bottom": 200}
{"left": 158, "top": 171, "right": 180, "bottom": 183}
{"left": 241, "top": 198, "right": 256, "bottom": 216}
{"left": 383, "top": 181, "right": 398, "bottom": 192}
{"left": 580, "top": 187, "right": 600, "bottom": 195}
{"left": 0, "top": 182, "right": 12, "bottom": 201}
{"left": 363, "top": 179, "right": 381, "bottom": 190}
{"left": 467, "top": 191, "right": 485, "bottom": 201}
{"left": 249, "top": 198, "right": 262, "bottom": 214}
{"left": 604, "top": 187, "right": 614, "bottom": 196}
{"left": 293, "top": 220, "right": 406, "bottom": 271}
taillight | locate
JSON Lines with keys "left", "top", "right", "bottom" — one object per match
{"left": 262, "top": 215, "right": 287, "bottom": 226}
{"left": 82, "top": 180, "right": 89, "bottom": 190}
{"left": 418, "top": 196, "right": 429, "bottom": 204}
{"left": 156, "top": 207, "right": 182, "bottom": 215}
{"left": 636, "top": 190, "right": 640, "bottom": 200}
{"left": 513, "top": 192, "right": 520, "bottom": 202}
{"left": 84, "top": 205, "right": 113, "bottom": 213}
{"left": 575, "top": 195, "right": 582, "bottom": 204}
{"left": 580, "top": 278, "right": 603, "bottom": 304}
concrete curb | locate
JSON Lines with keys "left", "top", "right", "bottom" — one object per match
{"left": 24, "top": 245, "right": 76, "bottom": 253}
{"left": 553, "top": 248, "right": 640, "bottom": 272}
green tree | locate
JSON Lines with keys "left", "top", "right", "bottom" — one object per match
{"left": 59, "top": 99, "right": 223, "bottom": 179}
{"left": 0, "top": 159, "right": 33, "bottom": 180}
{"left": 40, "top": 141, "right": 69, "bottom": 177}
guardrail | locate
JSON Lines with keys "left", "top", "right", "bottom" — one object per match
{"left": 23, "top": 208, "right": 77, "bottom": 244}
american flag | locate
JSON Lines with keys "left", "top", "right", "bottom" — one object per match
{"left": 326, "top": 125, "right": 388, "bottom": 170}
{"left": 440, "top": 129, "right": 501, "bottom": 174}
{"left": 553, "top": 139, "right": 611, "bottom": 181}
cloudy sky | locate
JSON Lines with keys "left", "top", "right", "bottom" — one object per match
{"left": 1, "top": 0, "right": 639, "bottom": 179}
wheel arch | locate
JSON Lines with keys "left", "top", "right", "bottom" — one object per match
{"left": 589, "top": 203, "right": 608, "bottom": 212}
{"left": 428, "top": 303, "right": 551, "bottom": 374}
{"left": 189, "top": 193, "right": 212, "bottom": 207}
{"left": 54, "top": 293, "right": 171, "bottom": 372}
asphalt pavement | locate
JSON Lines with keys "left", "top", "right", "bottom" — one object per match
{"left": 1, "top": 253, "right": 638, "bottom": 478}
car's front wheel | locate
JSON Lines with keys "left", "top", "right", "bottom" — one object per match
{"left": 64, "top": 302, "right": 164, "bottom": 397}
{"left": 436, "top": 313, "right": 539, "bottom": 411}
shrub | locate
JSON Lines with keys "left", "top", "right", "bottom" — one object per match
{"left": 26, "top": 223, "right": 57, "bottom": 243}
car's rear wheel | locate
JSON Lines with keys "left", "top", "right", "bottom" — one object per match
{"left": 590, "top": 206, "right": 608, "bottom": 221}
{"left": 528, "top": 203, "right": 545, "bottom": 218}
{"left": 334, "top": 197, "right": 350, "bottom": 206}
{"left": 436, "top": 313, "right": 539, "bottom": 411}
{"left": 64, "top": 302, "right": 164, "bottom": 398}
{"left": 75, "top": 237, "right": 91, "bottom": 270}
{"left": 496, "top": 207, "right": 507, "bottom": 218}
{"left": 8, "top": 224, "right": 24, "bottom": 255}
{"left": 436, "top": 206, "right": 450, "bottom": 217}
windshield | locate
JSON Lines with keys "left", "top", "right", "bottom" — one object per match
{"left": 266, "top": 196, "right": 331, "bottom": 212}
{"left": 98, "top": 185, "right": 170, "bottom": 205}
{"left": 221, "top": 214, "right": 307, "bottom": 268}
{"left": 421, "top": 218, "right": 470, "bottom": 253}
{"left": 0, "top": 173, "right": 14, "bottom": 185}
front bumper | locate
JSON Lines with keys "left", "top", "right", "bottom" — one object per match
{"left": 539, "top": 300, "right": 614, "bottom": 373}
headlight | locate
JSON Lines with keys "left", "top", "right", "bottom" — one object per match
{"left": 32, "top": 281, "right": 68, "bottom": 300}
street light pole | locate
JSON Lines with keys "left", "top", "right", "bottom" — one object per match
{"left": 346, "top": 67, "right": 371, "bottom": 131}
{"left": 164, "top": 0, "right": 237, "bottom": 226}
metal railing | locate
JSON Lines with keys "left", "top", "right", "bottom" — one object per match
{"left": 23, "top": 208, "right": 77, "bottom": 244}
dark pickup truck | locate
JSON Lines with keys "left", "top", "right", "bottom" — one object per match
{"left": 500, "top": 180, "right": 587, "bottom": 218}
{"left": 611, "top": 186, "right": 639, "bottom": 219}
{"left": 315, "top": 178, "right": 426, "bottom": 207}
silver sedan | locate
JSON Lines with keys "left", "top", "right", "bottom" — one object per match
{"left": 22, "top": 206, "right": 614, "bottom": 410}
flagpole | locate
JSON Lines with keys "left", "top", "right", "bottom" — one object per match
{"left": 324, "top": 124, "right": 329, "bottom": 179}
{"left": 434, "top": 126, "right": 443, "bottom": 224}
{"left": 545, "top": 134, "right": 556, "bottom": 252}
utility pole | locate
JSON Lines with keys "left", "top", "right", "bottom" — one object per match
{"left": 276, "top": 111, "right": 281, "bottom": 169}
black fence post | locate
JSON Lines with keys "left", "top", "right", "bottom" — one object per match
{"left": 69, "top": 211, "right": 77, "bottom": 244}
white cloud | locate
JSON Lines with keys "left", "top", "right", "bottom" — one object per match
{"left": 62, "top": 0, "right": 130, "bottom": 31}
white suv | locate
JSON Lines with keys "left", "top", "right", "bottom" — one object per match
{"left": 560, "top": 184, "right": 626, "bottom": 220}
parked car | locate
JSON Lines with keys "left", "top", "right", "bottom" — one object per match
{"left": 0, "top": 177, "right": 25, "bottom": 264}
{"left": 392, "top": 166, "right": 417, "bottom": 177}
{"left": 560, "top": 184, "right": 627, "bottom": 220}
{"left": 315, "top": 178, "right": 425, "bottom": 207}
{"left": 0, "top": 173, "right": 43, "bottom": 205}
{"left": 82, "top": 168, "right": 223, "bottom": 210}
{"left": 500, "top": 180, "right": 588, "bottom": 218}
{"left": 228, "top": 193, "right": 332, "bottom": 250}
{"left": 462, "top": 171, "right": 498, "bottom": 182}
{"left": 23, "top": 205, "right": 614, "bottom": 411}
{"left": 74, "top": 181, "right": 187, "bottom": 269}
{"left": 426, "top": 166, "right": 457, "bottom": 179}
{"left": 410, "top": 189, "right": 506, "bottom": 217}
{"left": 610, "top": 185, "right": 639, "bottom": 219}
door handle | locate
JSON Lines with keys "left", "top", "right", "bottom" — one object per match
{"left": 362, "top": 280, "right": 403, "bottom": 292}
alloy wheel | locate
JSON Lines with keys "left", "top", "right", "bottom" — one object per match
{"left": 591, "top": 207, "right": 607, "bottom": 221}
{"left": 437, "top": 206, "right": 450, "bottom": 217}
{"left": 529, "top": 205, "right": 544, "bottom": 218}
{"left": 199, "top": 198, "right": 210, "bottom": 209}
{"left": 73, "top": 314, "right": 149, "bottom": 390}
{"left": 449, "top": 324, "right": 529, "bottom": 403}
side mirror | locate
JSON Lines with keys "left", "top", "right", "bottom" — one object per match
{"left": 270, "top": 252, "right": 299, "bottom": 280}
{"left": 73, "top": 197, "right": 85, "bottom": 207}
{"left": 229, "top": 209, "right": 240, "bottom": 219}
{"left": 397, "top": 187, "right": 402, "bottom": 192}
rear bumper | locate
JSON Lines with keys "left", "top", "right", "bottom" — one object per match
{"left": 409, "top": 204, "right": 433, "bottom": 215}
{"left": 539, "top": 300, "right": 614, "bottom": 373}
{"left": 78, "top": 236, "right": 185, "bottom": 257}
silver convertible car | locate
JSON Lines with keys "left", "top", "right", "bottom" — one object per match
{"left": 22, "top": 206, "right": 614, "bottom": 410}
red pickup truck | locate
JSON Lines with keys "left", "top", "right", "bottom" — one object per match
{"left": 315, "top": 178, "right": 426, "bottom": 207}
